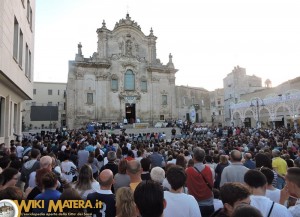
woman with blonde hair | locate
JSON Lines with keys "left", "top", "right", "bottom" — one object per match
{"left": 72, "top": 164, "right": 100, "bottom": 200}
{"left": 214, "top": 155, "right": 229, "bottom": 189}
{"left": 116, "top": 187, "right": 136, "bottom": 217}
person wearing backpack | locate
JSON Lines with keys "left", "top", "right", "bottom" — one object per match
{"left": 20, "top": 148, "right": 41, "bottom": 190}
{"left": 186, "top": 147, "right": 214, "bottom": 217}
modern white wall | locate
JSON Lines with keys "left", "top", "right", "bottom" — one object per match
{"left": 0, "top": 0, "right": 35, "bottom": 146}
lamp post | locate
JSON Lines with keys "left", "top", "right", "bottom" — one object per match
{"left": 250, "top": 98, "right": 265, "bottom": 129}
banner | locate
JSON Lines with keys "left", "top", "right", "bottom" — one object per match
{"left": 0, "top": 199, "right": 101, "bottom": 217}
{"left": 189, "top": 105, "right": 196, "bottom": 123}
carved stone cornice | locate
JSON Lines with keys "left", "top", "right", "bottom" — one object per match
{"left": 74, "top": 70, "right": 84, "bottom": 80}
{"left": 71, "top": 60, "right": 111, "bottom": 69}
{"left": 111, "top": 74, "right": 118, "bottom": 79}
{"left": 161, "top": 90, "right": 168, "bottom": 95}
{"left": 96, "top": 74, "right": 108, "bottom": 81}
{"left": 151, "top": 76, "right": 160, "bottom": 83}
{"left": 119, "top": 91, "right": 141, "bottom": 101}
{"left": 110, "top": 52, "right": 147, "bottom": 63}
{"left": 114, "top": 13, "right": 142, "bottom": 31}
{"left": 94, "top": 70, "right": 109, "bottom": 81}
{"left": 147, "top": 66, "right": 165, "bottom": 73}
{"left": 147, "top": 65, "right": 178, "bottom": 74}
{"left": 121, "top": 62, "right": 137, "bottom": 69}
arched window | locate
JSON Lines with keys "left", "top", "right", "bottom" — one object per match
{"left": 124, "top": 70, "right": 135, "bottom": 91}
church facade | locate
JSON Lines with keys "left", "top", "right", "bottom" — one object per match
{"left": 66, "top": 14, "right": 179, "bottom": 129}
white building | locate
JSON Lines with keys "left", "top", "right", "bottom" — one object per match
{"left": 0, "top": 0, "right": 35, "bottom": 146}
{"left": 210, "top": 88, "right": 225, "bottom": 126}
{"left": 67, "top": 14, "right": 178, "bottom": 129}
{"left": 23, "top": 82, "right": 67, "bottom": 131}
{"left": 223, "top": 65, "right": 263, "bottom": 126}
{"left": 230, "top": 77, "right": 300, "bottom": 129}
{"left": 175, "top": 86, "right": 210, "bottom": 124}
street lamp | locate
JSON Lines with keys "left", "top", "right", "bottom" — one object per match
{"left": 250, "top": 97, "right": 265, "bottom": 128}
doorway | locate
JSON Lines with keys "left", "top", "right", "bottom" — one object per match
{"left": 244, "top": 118, "right": 251, "bottom": 128}
{"left": 125, "top": 103, "right": 136, "bottom": 124}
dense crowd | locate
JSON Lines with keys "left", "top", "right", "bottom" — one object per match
{"left": 0, "top": 124, "right": 299, "bottom": 217}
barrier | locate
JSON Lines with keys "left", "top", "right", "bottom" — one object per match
{"left": 133, "top": 123, "right": 149, "bottom": 129}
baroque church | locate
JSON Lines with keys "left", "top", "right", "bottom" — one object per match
{"left": 67, "top": 14, "right": 210, "bottom": 129}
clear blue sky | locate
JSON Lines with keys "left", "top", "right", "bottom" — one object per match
{"left": 34, "top": 0, "right": 300, "bottom": 91}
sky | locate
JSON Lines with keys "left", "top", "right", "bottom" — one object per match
{"left": 34, "top": 0, "right": 300, "bottom": 91}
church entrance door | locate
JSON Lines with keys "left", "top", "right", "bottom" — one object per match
{"left": 125, "top": 103, "right": 136, "bottom": 124}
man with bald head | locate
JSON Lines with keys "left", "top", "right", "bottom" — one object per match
{"left": 28, "top": 155, "right": 52, "bottom": 188}
{"left": 127, "top": 160, "right": 142, "bottom": 191}
{"left": 243, "top": 152, "right": 256, "bottom": 169}
{"left": 87, "top": 169, "right": 116, "bottom": 217}
{"left": 220, "top": 150, "right": 249, "bottom": 187}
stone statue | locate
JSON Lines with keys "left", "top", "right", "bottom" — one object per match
{"left": 78, "top": 42, "right": 82, "bottom": 55}
{"left": 125, "top": 40, "right": 132, "bottom": 56}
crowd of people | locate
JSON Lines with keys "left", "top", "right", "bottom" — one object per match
{"left": 0, "top": 124, "right": 299, "bottom": 217}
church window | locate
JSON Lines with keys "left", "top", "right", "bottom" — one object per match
{"left": 162, "top": 95, "right": 167, "bottom": 105}
{"left": 111, "top": 78, "right": 118, "bottom": 91}
{"left": 87, "top": 93, "right": 93, "bottom": 104}
{"left": 124, "top": 70, "right": 135, "bottom": 91}
{"left": 141, "top": 80, "right": 147, "bottom": 92}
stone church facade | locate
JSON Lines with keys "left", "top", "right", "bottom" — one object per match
{"left": 67, "top": 14, "right": 178, "bottom": 129}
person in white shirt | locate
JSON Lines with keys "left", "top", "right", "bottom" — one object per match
{"left": 61, "top": 152, "right": 77, "bottom": 183}
{"left": 135, "top": 150, "right": 143, "bottom": 163}
{"left": 163, "top": 165, "right": 201, "bottom": 217}
{"left": 260, "top": 167, "right": 281, "bottom": 203}
{"left": 16, "top": 142, "right": 24, "bottom": 159}
{"left": 126, "top": 140, "right": 132, "bottom": 150}
{"left": 244, "top": 169, "right": 292, "bottom": 217}
{"left": 212, "top": 188, "right": 223, "bottom": 211}
{"left": 279, "top": 167, "right": 300, "bottom": 217}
